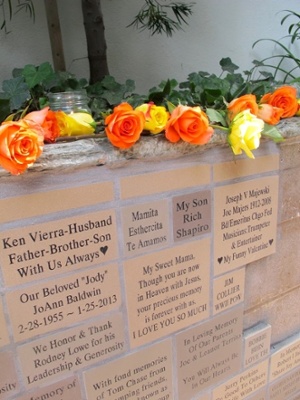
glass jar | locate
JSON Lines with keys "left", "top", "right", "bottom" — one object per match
{"left": 48, "top": 90, "right": 91, "bottom": 114}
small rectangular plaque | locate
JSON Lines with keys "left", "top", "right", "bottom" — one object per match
{"left": 269, "top": 333, "right": 300, "bottom": 382}
{"left": 122, "top": 199, "right": 169, "bottom": 256}
{"left": 18, "top": 313, "right": 125, "bottom": 388}
{"left": 0, "top": 351, "right": 19, "bottom": 399}
{"left": 0, "top": 210, "right": 118, "bottom": 286}
{"left": 124, "top": 239, "right": 210, "bottom": 347}
{"left": 0, "top": 296, "right": 10, "bottom": 348}
{"left": 15, "top": 376, "right": 81, "bottom": 400}
{"left": 172, "top": 190, "right": 211, "bottom": 242}
{"left": 269, "top": 366, "right": 300, "bottom": 400}
{"left": 212, "top": 359, "right": 268, "bottom": 400}
{"left": 213, "top": 267, "right": 245, "bottom": 315}
{"left": 246, "top": 388, "right": 267, "bottom": 400}
{"left": 243, "top": 323, "right": 271, "bottom": 368}
{"left": 213, "top": 154, "right": 279, "bottom": 182}
{"left": 83, "top": 339, "right": 173, "bottom": 400}
{"left": 120, "top": 164, "right": 210, "bottom": 199}
{"left": 214, "top": 176, "right": 278, "bottom": 275}
{"left": 176, "top": 307, "right": 243, "bottom": 398}
{"left": 6, "top": 264, "right": 121, "bottom": 342}
{"left": 0, "top": 182, "right": 114, "bottom": 224}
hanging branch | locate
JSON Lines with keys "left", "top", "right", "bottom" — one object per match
{"left": 128, "top": 0, "right": 194, "bottom": 37}
{"left": 0, "top": 0, "right": 35, "bottom": 33}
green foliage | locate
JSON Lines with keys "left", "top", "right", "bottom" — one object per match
{"left": 251, "top": 10, "right": 300, "bottom": 83}
{"left": 0, "top": 56, "right": 282, "bottom": 124}
{"left": 128, "top": 0, "right": 194, "bottom": 36}
{"left": 0, "top": 62, "right": 146, "bottom": 122}
{"left": 144, "top": 58, "right": 275, "bottom": 110}
{"left": 0, "top": 62, "right": 88, "bottom": 119}
{"left": 87, "top": 76, "right": 146, "bottom": 121}
{"left": 262, "top": 123, "right": 285, "bottom": 143}
{"left": 0, "top": 0, "right": 35, "bottom": 33}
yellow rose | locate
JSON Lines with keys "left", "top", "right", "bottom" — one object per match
{"left": 296, "top": 99, "right": 300, "bottom": 116}
{"left": 228, "top": 110, "right": 264, "bottom": 159}
{"left": 135, "top": 103, "right": 170, "bottom": 134}
{"left": 56, "top": 111, "right": 96, "bottom": 136}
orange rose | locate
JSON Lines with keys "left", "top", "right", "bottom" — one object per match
{"left": 25, "top": 107, "right": 60, "bottom": 142}
{"left": 165, "top": 105, "right": 213, "bottom": 145}
{"left": 0, "top": 120, "right": 44, "bottom": 175}
{"left": 257, "top": 104, "right": 284, "bottom": 125}
{"left": 227, "top": 94, "right": 259, "bottom": 121}
{"left": 260, "top": 86, "right": 298, "bottom": 118}
{"left": 105, "top": 103, "right": 145, "bottom": 149}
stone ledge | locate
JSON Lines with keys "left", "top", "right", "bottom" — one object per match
{"left": 1, "top": 118, "right": 300, "bottom": 176}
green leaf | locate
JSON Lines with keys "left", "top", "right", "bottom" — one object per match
{"left": 124, "top": 79, "right": 136, "bottom": 93}
{"left": 261, "top": 123, "right": 284, "bottom": 143}
{"left": 219, "top": 58, "right": 239, "bottom": 74}
{"left": 206, "top": 108, "right": 228, "bottom": 127}
{"left": 0, "top": 96, "right": 11, "bottom": 122}
{"left": 162, "top": 79, "right": 172, "bottom": 96}
{"left": 101, "top": 76, "right": 120, "bottom": 91}
{"left": 22, "top": 62, "right": 54, "bottom": 89}
{"left": 102, "top": 91, "right": 125, "bottom": 105}
{"left": 166, "top": 101, "right": 176, "bottom": 113}
{"left": 2, "top": 77, "right": 30, "bottom": 110}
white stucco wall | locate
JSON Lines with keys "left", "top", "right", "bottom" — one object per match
{"left": 1, "top": 0, "right": 299, "bottom": 94}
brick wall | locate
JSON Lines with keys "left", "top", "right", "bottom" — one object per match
{"left": 0, "top": 127, "right": 299, "bottom": 400}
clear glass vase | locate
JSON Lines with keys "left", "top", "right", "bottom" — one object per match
{"left": 48, "top": 90, "right": 91, "bottom": 114}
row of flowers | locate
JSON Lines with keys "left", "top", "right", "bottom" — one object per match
{"left": 0, "top": 85, "right": 299, "bottom": 175}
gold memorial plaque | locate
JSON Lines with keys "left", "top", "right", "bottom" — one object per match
{"left": 18, "top": 313, "right": 125, "bottom": 388}
{"left": 0, "top": 182, "right": 114, "bottom": 224}
{"left": 214, "top": 176, "right": 279, "bottom": 275}
{"left": 269, "top": 367, "right": 300, "bottom": 400}
{"left": 213, "top": 154, "right": 279, "bottom": 183}
{"left": 0, "top": 210, "right": 118, "bottom": 286}
{"left": 124, "top": 239, "right": 210, "bottom": 348}
{"left": 0, "top": 296, "right": 10, "bottom": 348}
{"left": 120, "top": 164, "right": 210, "bottom": 199}
{"left": 15, "top": 376, "right": 81, "bottom": 400}
{"left": 122, "top": 200, "right": 169, "bottom": 256}
{"left": 243, "top": 323, "right": 271, "bottom": 368}
{"left": 213, "top": 267, "right": 245, "bottom": 315}
{"left": 213, "top": 359, "right": 268, "bottom": 400}
{"left": 269, "top": 334, "right": 300, "bottom": 382}
{"left": 0, "top": 351, "right": 19, "bottom": 399}
{"left": 83, "top": 339, "right": 173, "bottom": 400}
{"left": 176, "top": 307, "right": 243, "bottom": 398}
{"left": 172, "top": 190, "right": 211, "bottom": 242}
{"left": 6, "top": 264, "right": 121, "bottom": 342}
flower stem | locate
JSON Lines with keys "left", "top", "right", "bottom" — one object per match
{"left": 210, "top": 124, "right": 229, "bottom": 132}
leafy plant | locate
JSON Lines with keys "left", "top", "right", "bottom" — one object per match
{"left": 251, "top": 9, "right": 300, "bottom": 83}
{"left": 143, "top": 58, "right": 275, "bottom": 111}
{"left": 0, "top": 56, "right": 280, "bottom": 124}
{"left": 0, "top": 62, "right": 88, "bottom": 121}
{"left": 87, "top": 76, "right": 146, "bottom": 121}
{"left": 128, "top": 0, "right": 194, "bottom": 36}
{"left": 0, "top": 0, "right": 35, "bottom": 33}
{"left": 0, "top": 62, "right": 148, "bottom": 123}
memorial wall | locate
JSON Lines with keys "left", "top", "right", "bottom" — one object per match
{"left": 0, "top": 123, "right": 299, "bottom": 400}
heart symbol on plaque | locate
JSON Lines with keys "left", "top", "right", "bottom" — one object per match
{"left": 100, "top": 246, "right": 108, "bottom": 255}
{"left": 269, "top": 239, "right": 274, "bottom": 246}
{"left": 217, "top": 257, "right": 223, "bottom": 264}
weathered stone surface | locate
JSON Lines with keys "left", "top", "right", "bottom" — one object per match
{"left": 0, "top": 117, "right": 299, "bottom": 177}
